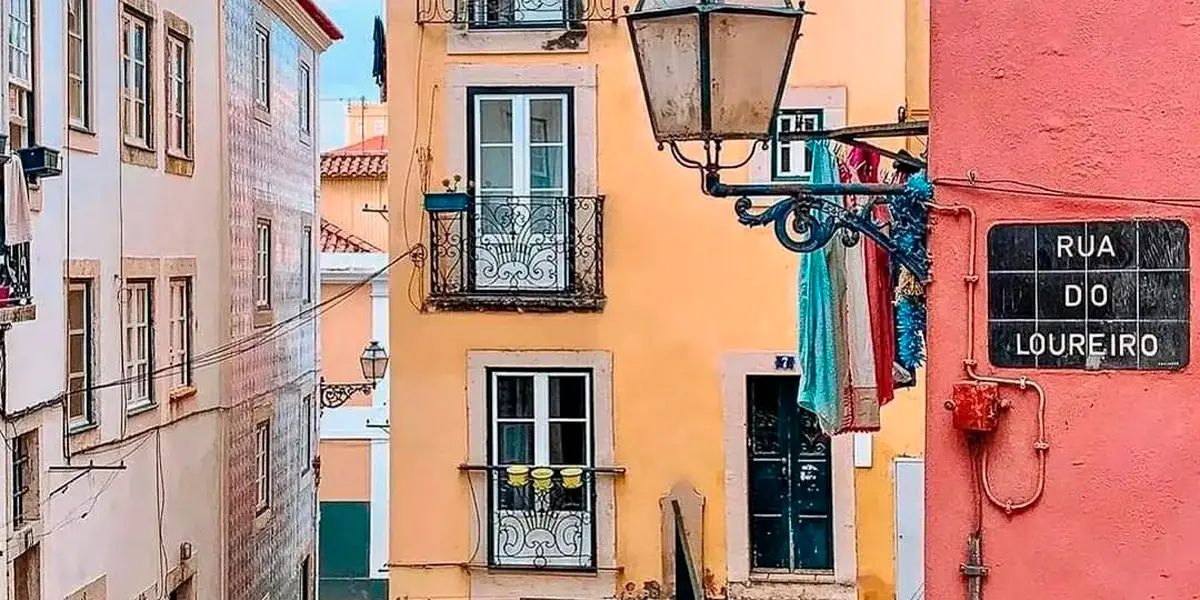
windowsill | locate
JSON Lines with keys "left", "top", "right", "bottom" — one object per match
{"left": 254, "top": 106, "right": 271, "bottom": 125}
{"left": 253, "top": 308, "right": 274, "bottom": 328}
{"left": 447, "top": 26, "right": 588, "bottom": 54}
{"left": 169, "top": 385, "right": 198, "bottom": 402}
{"left": 0, "top": 303, "right": 37, "bottom": 324}
{"left": 254, "top": 507, "right": 272, "bottom": 531}
{"left": 67, "top": 127, "right": 100, "bottom": 154}
{"left": 749, "top": 571, "right": 837, "bottom": 584}
{"left": 121, "top": 142, "right": 158, "bottom": 168}
{"left": 126, "top": 401, "right": 158, "bottom": 417}
{"left": 482, "top": 565, "right": 601, "bottom": 576}
{"left": 166, "top": 153, "right": 195, "bottom": 177}
{"left": 300, "top": 133, "right": 312, "bottom": 146}
{"left": 428, "top": 293, "right": 604, "bottom": 313}
{"left": 67, "top": 421, "right": 99, "bottom": 437}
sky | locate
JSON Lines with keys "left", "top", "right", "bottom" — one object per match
{"left": 316, "top": 0, "right": 386, "bottom": 151}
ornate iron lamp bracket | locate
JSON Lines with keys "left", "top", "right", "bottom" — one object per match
{"left": 659, "top": 121, "right": 930, "bottom": 281}
{"left": 319, "top": 378, "right": 377, "bottom": 409}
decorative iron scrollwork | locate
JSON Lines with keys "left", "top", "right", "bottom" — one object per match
{"left": 319, "top": 380, "right": 376, "bottom": 409}
{"left": 489, "top": 466, "right": 596, "bottom": 569}
{"left": 417, "top": 0, "right": 618, "bottom": 26}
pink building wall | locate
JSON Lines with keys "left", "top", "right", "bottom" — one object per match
{"left": 927, "top": 1, "right": 1200, "bottom": 598}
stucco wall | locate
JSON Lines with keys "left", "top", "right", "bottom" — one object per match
{"left": 387, "top": 0, "right": 911, "bottom": 597}
{"left": 321, "top": 178, "right": 389, "bottom": 252}
{"left": 928, "top": 0, "right": 1200, "bottom": 597}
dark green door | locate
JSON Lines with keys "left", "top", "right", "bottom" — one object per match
{"left": 747, "top": 375, "right": 833, "bottom": 571}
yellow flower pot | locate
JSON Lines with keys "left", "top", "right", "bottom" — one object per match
{"left": 531, "top": 467, "right": 554, "bottom": 492}
{"left": 506, "top": 465, "right": 530, "bottom": 487}
{"left": 561, "top": 468, "right": 583, "bottom": 489}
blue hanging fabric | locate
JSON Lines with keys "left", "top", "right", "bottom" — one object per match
{"left": 796, "top": 140, "right": 850, "bottom": 435}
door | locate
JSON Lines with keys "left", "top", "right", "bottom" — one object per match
{"left": 895, "top": 458, "right": 925, "bottom": 600}
{"left": 746, "top": 375, "right": 834, "bottom": 572}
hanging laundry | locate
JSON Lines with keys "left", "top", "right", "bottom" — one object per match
{"left": 796, "top": 140, "right": 851, "bottom": 435}
{"left": 372, "top": 16, "right": 388, "bottom": 102}
{"left": 5, "top": 152, "right": 32, "bottom": 246}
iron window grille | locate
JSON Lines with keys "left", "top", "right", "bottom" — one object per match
{"left": 416, "top": 0, "right": 617, "bottom": 27}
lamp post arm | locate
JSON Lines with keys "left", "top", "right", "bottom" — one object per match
{"left": 702, "top": 169, "right": 907, "bottom": 199}
{"left": 319, "top": 379, "right": 378, "bottom": 409}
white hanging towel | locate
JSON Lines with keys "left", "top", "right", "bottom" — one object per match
{"left": 5, "top": 153, "right": 31, "bottom": 245}
{"left": 838, "top": 164, "right": 881, "bottom": 432}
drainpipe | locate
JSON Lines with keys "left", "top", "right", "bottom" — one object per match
{"left": 961, "top": 531, "right": 988, "bottom": 600}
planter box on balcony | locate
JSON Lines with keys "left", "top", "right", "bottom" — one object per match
{"left": 17, "top": 146, "right": 63, "bottom": 181}
{"left": 424, "top": 192, "right": 469, "bottom": 213}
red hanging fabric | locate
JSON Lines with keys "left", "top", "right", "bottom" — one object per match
{"left": 847, "top": 147, "right": 897, "bottom": 405}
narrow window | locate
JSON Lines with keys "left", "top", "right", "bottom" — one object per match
{"left": 302, "top": 394, "right": 313, "bottom": 471}
{"left": 255, "top": 219, "right": 272, "bottom": 309}
{"left": 300, "top": 556, "right": 312, "bottom": 600}
{"left": 772, "top": 109, "right": 824, "bottom": 181}
{"left": 67, "top": 280, "right": 95, "bottom": 427}
{"left": 302, "top": 224, "right": 313, "bottom": 303}
{"left": 167, "top": 34, "right": 191, "bottom": 157}
{"left": 8, "top": 0, "right": 35, "bottom": 147}
{"left": 168, "top": 278, "right": 193, "bottom": 388}
{"left": 67, "top": 0, "right": 91, "bottom": 129}
{"left": 121, "top": 10, "right": 152, "bottom": 147}
{"left": 255, "top": 420, "right": 271, "bottom": 511}
{"left": 298, "top": 62, "right": 312, "bottom": 136}
{"left": 488, "top": 370, "right": 594, "bottom": 568}
{"left": 253, "top": 26, "right": 270, "bottom": 110}
{"left": 11, "top": 430, "right": 38, "bottom": 526}
{"left": 123, "top": 280, "right": 154, "bottom": 409}
{"left": 747, "top": 375, "right": 833, "bottom": 572}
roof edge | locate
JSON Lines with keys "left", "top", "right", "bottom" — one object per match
{"left": 297, "top": 0, "right": 344, "bottom": 40}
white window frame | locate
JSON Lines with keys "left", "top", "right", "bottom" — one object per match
{"left": 168, "top": 278, "right": 193, "bottom": 388}
{"left": 772, "top": 109, "right": 824, "bottom": 181}
{"left": 123, "top": 280, "right": 154, "bottom": 410}
{"left": 67, "top": 280, "right": 94, "bottom": 427}
{"left": 8, "top": 0, "right": 33, "bottom": 147}
{"left": 302, "top": 394, "right": 313, "bottom": 470}
{"left": 122, "top": 10, "right": 152, "bottom": 146}
{"left": 67, "top": 0, "right": 90, "bottom": 129}
{"left": 255, "top": 421, "right": 270, "bottom": 511}
{"left": 298, "top": 62, "right": 312, "bottom": 136}
{"left": 253, "top": 26, "right": 270, "bottom": 110}
{"left": 301, "top": 224, "right": 313, "bottom": 303}
{"left": 167, "top": 34, "right": 190, "bottom": 157}
{"left": 488, "top": 370, "right": 593, "bottom": 568}
{"left": 255, "top": 219, "right": 272, "bottom": 308}
{"left": 471, "top": 92, "right": 571, "bottom": 292}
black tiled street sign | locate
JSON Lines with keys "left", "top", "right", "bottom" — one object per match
{"left": 987, "top": 220, "right": 1190, "bottom": 370}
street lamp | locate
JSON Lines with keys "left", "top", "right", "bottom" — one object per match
{"left": 626, "top": 0, "right": 931, "bottom": 280}
{"left": 319, "top": 341, "right": 390, "bottom": 409}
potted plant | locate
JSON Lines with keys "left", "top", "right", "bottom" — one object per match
{"left": 423, "top": 174, "right": 469, "bottom": 212}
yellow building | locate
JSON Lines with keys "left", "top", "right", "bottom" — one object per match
{"left": 385, "top": 0, "right": 928, "bottom": 598}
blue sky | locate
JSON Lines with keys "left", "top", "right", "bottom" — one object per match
{"left": 316, "top": 0, "right": 386, "bottom": 150}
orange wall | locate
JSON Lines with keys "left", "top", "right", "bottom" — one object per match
{"left": 320, "top": 284, "right": 375, "bottom": 408}
{"left": 387, "top": 0, "right": 912, "bottom": 596}
{"left": 318, "top": 440, "right": 373, "bottom": 502}
{"left": 320, "top": 178, "right": 390, "bottom": 252}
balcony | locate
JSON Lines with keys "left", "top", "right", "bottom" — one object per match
{"left": 485, "top": 466, "right": 597, "bottom": 570}
{"left": 427, "top": 194, "right": 604, "bottom": 312}
{"left": 416, "top": 0, "right": 618, "bottom": 28}
{"left": 0, "top": 228, "right": 33, "bottom": 324}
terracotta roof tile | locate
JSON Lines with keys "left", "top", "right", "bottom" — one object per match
{"left": 320, "top": 219, "right": 382, "bottom": 253}
{"left": 321, "top": 136, "right": 388, "bottom": 179}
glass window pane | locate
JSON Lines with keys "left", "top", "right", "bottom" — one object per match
{"left": 496, "top": 423, "right": 533, "bottom": 464}
{"left": 528, "top": 99, "right": 563, "bottom": 143}
{"left": 478, "top": 99, "right": 512, "bottom": 144}
{"left": 68, "top": 289, "right": 85, "bottom": 328}
{"left": 69, "top": 334, "right": 85, "bottom": 373}
{"left": 548, "top": 376, "right": 586, "bottom": 418}
{"left": 528, "top": 146, "right": 562, "bottom": 190}
{"left": 479, "top": 147, "right": 513, "bottom": 190}
{"left": 549, "top": 421, "right": 586, "bottom": 465}
{"left": 495, "top": 376, "right": 533, "bottom": 418}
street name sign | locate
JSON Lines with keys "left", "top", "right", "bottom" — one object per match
{"left": 987, "top": 220, "right": 1189, "bottom": 370}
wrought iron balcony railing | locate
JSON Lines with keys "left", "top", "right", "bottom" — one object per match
{"left": 416, "top": 0, "right": 618, "bottom": 27}
{"left": 486, "top": 465, "right": 596, "bottom": 570}
{"left": 428, "top": 194, "right": 604, "bottom": 311}
{"left": 1, "top": 242, "right": 32, "bottom": 308}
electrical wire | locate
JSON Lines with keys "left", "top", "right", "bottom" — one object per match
{"left": 934, "top": 174, "right": 1200, "bottom": 207}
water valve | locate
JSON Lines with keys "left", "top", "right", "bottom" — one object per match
{"left": 945, "top": 380, "right": 1002, "bottom": 433}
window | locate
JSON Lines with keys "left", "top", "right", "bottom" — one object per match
{"left": 300, "top": 556, "right": 312, "bottom": 600}
{"left": 471, "top": 91, "right": 572, "bottom": 292}
{"left": 11, "top": 430, "right": 37, "bottom": 526}
{"left": 302, "top": 225, "right": 313, "bottom": 302}
{"left": 12, "top": 542, "right": 39, "bottom": 600}
{"left": 67, "top": 0, "right": 91, "bottom": 128}
{"left": 8, "top": 0, "right": 35, "bottom": 147}
{"left": 167, "top": 34, "right": 191, "bottom": 157}
{"left": 772, "top": 109, "right": 824, "bottom": 181}
{"left": 255, "top": 219, "right": 272, "bottom": 308}
{"left": 67, "top": 280, "right": 95, "bottom": 427}
{"left": 253, "top": 26, "right": 270, "bottom": 110}
{"left": 122, "top": 10, "right": 152, "bottom": 146}
{"left": 255, "top": 420, "right": 270, "bottom": 511}
{"left": 747, "top": 375, "right": 833, "bottom": 572}
{"left": 302, "top": 394, "right": 313, "bottom": 471}
{"left": 488, "top": 370, "right": 594, "bottom": 568}
{"left": 122, "top": 280, "right": 154, "bottom": 409}
{"left": 298, "top": 62, "right": 312, "bottom": 136}
{"left": 168, "top": 278, "right": 193, "bottom": 388}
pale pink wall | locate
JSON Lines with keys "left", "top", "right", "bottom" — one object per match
{"left": 928, "top": 1, "right": 1200, "bottom": 598}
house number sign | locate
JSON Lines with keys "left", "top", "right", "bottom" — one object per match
{"left": 987, "top": 220, "right": 1190, "bottom": 370}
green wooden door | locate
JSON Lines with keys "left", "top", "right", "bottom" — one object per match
{"left": 747, "top": 375, "right": 834, "bottom": 571}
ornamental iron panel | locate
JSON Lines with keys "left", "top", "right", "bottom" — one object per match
{"left": 417, "top": 0, "right": 618, "bottom": 26}
{"left": 487, "top": 466, "right": 597, "bottom": 570}
{"left": 428, "top": 194, "right": 604, "bottom": 311}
